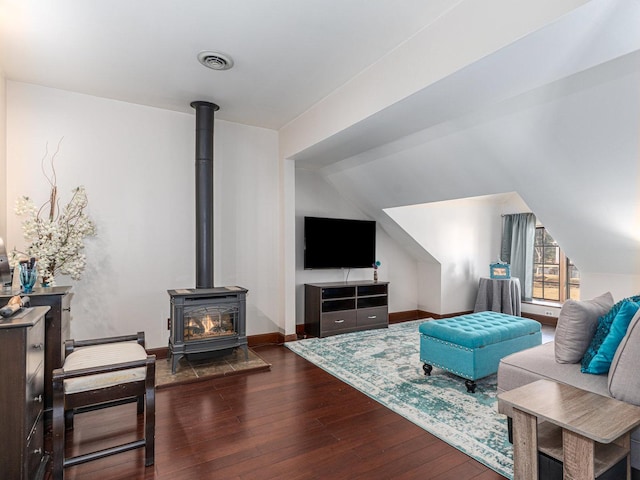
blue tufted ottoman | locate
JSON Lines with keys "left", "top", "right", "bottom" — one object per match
{"left": 419, "top": 312, "right": 541, "bottom": 392}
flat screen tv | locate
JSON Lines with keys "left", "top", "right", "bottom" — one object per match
{"left": 304, "top": 216, "right": 376, "bottom": 269}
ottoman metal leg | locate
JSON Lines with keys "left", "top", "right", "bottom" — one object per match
{"left": 423, "top": 363, "right": 433, "bottom": 376}
{"left": 465, "top": 379, "right": 477, "bottom": 393}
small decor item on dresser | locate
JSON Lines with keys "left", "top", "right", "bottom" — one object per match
{"left": 490, "top": 260, "right": 510, "bottom": 279}
{"left": 372, "top": 260, "right": 381, "bottom": 282}
{"left": 0, "top": 294, "right": 29, "bottom": 317}
{"left": 19, "top": 258, "right": 38, "bottom": 293}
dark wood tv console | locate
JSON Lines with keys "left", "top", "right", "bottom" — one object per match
{"left": 305, "top": 281, "right": 389, "bottom": 338}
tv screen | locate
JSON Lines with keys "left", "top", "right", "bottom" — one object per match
{"left": 304, "top": 216, "right": 376, "bottom": 269}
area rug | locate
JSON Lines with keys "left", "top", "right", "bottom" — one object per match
{"left": 286, "top": 320, "right": 513, "bottom": 479}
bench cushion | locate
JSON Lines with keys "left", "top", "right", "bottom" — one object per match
{"left": 63, "top": 342, "right": 147, "bottom": 394}
{"left": 418, "top": 312, "right": 541, "bottom": 348}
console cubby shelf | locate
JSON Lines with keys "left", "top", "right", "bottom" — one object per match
{"left": 305, "top": 281, "right": 389, "bottom": 338}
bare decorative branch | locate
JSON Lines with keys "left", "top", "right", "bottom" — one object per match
{"left": 12, "top": 142, "right": 96, "bottom": 285}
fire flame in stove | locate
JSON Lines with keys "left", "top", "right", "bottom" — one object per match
{"left": 184, "top": 307, "right": 235, "bottom": 340}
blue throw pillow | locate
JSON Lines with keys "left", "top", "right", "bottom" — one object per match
{"left": 582, "top": 300, "right": 640, "bottom": 374}
{"left": 581, "top": 294, "right": 640, "bottom": 371}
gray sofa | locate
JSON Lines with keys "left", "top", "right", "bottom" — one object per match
{"left": 497, "top": 292, "right": 640, "bottom": 475}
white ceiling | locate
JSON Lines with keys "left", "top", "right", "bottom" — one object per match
{"left": 3, "top": 0, "right": 639, "bottom": 281}
{"left": 291, "top": 0, "right": 640, "bottom": 167}
{"left": 0, "top": 0, "right": 461, "bottom": 129}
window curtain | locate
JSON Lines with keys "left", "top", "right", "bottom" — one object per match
{"left": 500, "top": 213, "right": 536, "bottom": 301}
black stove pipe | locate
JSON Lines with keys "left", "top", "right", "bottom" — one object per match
{"left": 191, "top": 101, "right": 219, "bottom": 289}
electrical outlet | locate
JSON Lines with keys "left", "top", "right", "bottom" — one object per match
{"left": 544, "top": 310, "right": 555, "bottom": 317}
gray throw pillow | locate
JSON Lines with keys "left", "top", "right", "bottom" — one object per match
{"left": 554, "top": 292, "right": 614, "bottom": 364}
{"left": 608, "top": 308, "right": 640, "bottom": 405}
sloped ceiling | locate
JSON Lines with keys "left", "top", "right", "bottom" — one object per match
{"left": 326, "top": 52, "right": 639, "bottom": 275}
{"left": 302, "top": 1, "right": 640, "bottom": 277}
{"left": 291, "top": 1, "right": 640, "bottom": 167}
{"left": 2, "top": 1, "right": 638, "bottom": 278}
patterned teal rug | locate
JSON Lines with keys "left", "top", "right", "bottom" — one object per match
{"left": 286, "top": 320, "right": 513, "bottom": 479}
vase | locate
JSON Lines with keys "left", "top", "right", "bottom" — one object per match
{"left": 19, "top": 262, "right": 38, "bottom": 294}
{"left": 373, "top": 270, "right": 378, "bottom": 283}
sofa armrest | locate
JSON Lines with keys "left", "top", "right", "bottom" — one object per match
{"left": 608, "top": 309, "right": 640, "bottom": 405}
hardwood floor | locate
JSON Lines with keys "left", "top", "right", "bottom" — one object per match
{"left": 49, "top": 345, "right": 507, "bottom": 480}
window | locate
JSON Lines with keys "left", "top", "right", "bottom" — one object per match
{"left": 533, "top": 227, "right": 580, "bottom": 302}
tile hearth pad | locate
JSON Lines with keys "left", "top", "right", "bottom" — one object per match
{"left": 155, "top": 348, "right": 270, "bottom": 389}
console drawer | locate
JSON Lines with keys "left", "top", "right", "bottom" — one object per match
{"left": 321, "top": 310, "right": 357, "bottom": 333}
{"left": 357, "top": 306, "right": 388, "bottom": 328}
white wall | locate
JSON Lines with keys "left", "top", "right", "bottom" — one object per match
{"left": 320, "top": 55, "right": 640, "bottom": 307}
{"left": 417, "top": 261, "right": 441, "bottom": 314}
{"left": 5, "top": 82, "right": 281, "bottom": 348}
{"left": 0, "top": 73, "right": 6, "bottom": 240}
{"left": 386, "top": 194, "right": 512, "bottom": 314}
{"left": 280, "top": 2, "right": 640, "bottom": 321}
{"left": 295, "top": 168, "right": 417, "bottom": 324}
{"left": 214, "top": 120, "right": 282, "bottom": 335}
{"left": 5, "top": 48, "right": 638, "bottom": 348}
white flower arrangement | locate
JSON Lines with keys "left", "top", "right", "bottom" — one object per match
{"left": 11, "top": 142, "right": 96, "bottom": 285}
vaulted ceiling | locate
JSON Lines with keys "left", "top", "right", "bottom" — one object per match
{"left": 285, "top": 1, "right": 640, "bottom": 278}
{"left": 2, "top": 1, "right": 639, "bottom": 279}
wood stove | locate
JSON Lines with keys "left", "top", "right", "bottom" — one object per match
{"left": 168, "top": 287, "right": 248, "bottom": 374}
{"left": 167, "top": 101, "right": 249, "bottom": 374}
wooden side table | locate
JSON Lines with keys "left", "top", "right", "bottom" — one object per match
{"left": 498, "top": 379, "right": 640, "bottom": 479}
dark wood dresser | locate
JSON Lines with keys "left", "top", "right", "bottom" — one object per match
{"left": 0, "top": 306, "right": 50, "bottom": 479}
{"left": 0, "top": 286, "right": 72, "bottom": 411}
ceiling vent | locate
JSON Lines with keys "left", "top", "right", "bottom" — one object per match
{"left": 197, "top": 51, "right": 234, "bottom": 71}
